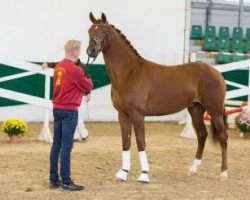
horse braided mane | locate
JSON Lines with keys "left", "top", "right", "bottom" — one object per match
{"left": 110, "top": 24, "right": 144, "bottom": 60}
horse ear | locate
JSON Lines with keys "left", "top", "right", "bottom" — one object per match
{"left": 101, "top": 12, "right": 107, "bottom": 22}
{"left": 89, "top": 12, "right": 96, "bottom": 23}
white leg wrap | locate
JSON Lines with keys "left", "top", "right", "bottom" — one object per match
{"left": 188, "top": 159, "right": 201, "bottom": 175}
{"left": 220, "top": 170, "right": 228, "bottom": 181}
{"left": 115, "top": 151, "right": 130, "bottom": 181}
{"left": 138, "top": 151, "right": 150, "bottom": 183}
{"left": 139, "top": 151, "right": 149, "bottom": 171}
{"left": 138, "top": 172, "right": 149, "bottom": 183}
{"left": 115, "top": 169, "right": 128, "bottom": 181}
{"left": 122, "top": 151, "right": 131, "bottom": 171}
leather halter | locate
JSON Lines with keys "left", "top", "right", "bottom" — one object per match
{"left": 87, "top": 23, "right": 109, "bottom": 67}
{"left": 90, "top": 23, "right": 109, "bottom": 54}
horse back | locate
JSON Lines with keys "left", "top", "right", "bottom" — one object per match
{"left": 142, "top": 61, "right": 225, "bottom": 95}
{"left": 119, "top": 61, "right": 226, "bottom": 116}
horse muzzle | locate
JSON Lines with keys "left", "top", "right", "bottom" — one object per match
{"left": 86, "top": 46, "right": 99, "bottom": 58}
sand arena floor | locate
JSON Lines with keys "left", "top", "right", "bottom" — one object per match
{"left": 0, "top": 122, "right": 249, "bottom": 200}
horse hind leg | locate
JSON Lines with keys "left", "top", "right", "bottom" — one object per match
{"left": 210, "top": 114, "right": 228, "bottom": 181}
{"left": 187, "top": 103, "right": 208, "bottom": 176}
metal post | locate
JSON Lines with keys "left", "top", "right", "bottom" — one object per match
{"left": 248, "top": 67, "right": 250, "bottom": 110}
{"left": 183, "top": 0, "right": 191, "bottom": 63}
{"left": 206, "top": 0, "right": 212, "bottom": 27}
{"left": 238, "top": 0, "right": 243, "bottom": 27}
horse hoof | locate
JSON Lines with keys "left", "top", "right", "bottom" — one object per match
{"left": 220, "top": 171, "right": 228, "bottom": 181}
{"left": 138, "top": 173, "right": 150, "bottom": 183}
{"left": 115, "top": 169, "right": 128, "bottom": 181}
{"left": 187, "top": 170, "right": 196, "bottom": 176}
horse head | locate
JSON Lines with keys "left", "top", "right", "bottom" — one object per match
{"left": 87, "top": 12, "right": 109, "bottom": 58}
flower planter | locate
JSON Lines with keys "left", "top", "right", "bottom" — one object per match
{"left": 243, "top": 132, "right": 250, "bottom": 139}
{"left": 9, "top": 135, "right": 20, "bottom": 144}
{"left": 235, "top": 110, "right": 250, "bottom": 139}
{"left": 2, "top": 118, "right": 28, "bottom": 143}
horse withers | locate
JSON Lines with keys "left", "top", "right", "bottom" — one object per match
{"left": 86, "top": 12, "right": 228, "bottom": 182}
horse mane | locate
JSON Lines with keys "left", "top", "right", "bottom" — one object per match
{"left": 93, "top": 19, "right": 143, "bottom": 59}
{"left": 110, "top": 24, "right": 144, "bottom": 60}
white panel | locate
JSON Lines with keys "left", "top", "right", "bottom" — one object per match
{"left": 0, "top": 0, "right": 187, "bottom": 122}
{"left": 0, "top": 0, "right": 185, "bottom": 65}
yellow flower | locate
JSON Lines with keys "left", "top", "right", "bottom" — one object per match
{"left": 1, "top": 118, "right": 28, "bottom": 136}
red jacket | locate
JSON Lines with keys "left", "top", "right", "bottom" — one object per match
{"left": 52, "top": 59, "right": 93, "bottom": 110}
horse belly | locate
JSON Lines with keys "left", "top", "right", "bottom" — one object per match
{"left": 145, "top": 96, "right": 193, "bottom": 116}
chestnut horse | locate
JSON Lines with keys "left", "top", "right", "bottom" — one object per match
{"left": 87, "top": 12, "right": 228, "bottom": 182}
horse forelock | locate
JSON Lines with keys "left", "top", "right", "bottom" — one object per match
{"left": 95, "top": 19, "right": 104, "bottom": 24}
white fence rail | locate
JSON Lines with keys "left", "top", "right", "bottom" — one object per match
{"left": 213, "top": 60, "right": 250, "bottom": 105}
{"left": 0, "top": 60, "right": 53, "bottom": 142}
{"left": 1, "top": 58, "right": 250, "bottom": 141}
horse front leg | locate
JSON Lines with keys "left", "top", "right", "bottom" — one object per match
{"left": 131, "top": 111, "right": 149, "bottom": 183}
{"left": 115, "top": 112, "right": 132, "bottom": 181}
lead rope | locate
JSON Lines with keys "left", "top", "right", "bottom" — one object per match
{"left": 84, "top": 98, "right": 92, "bottom": 131}
{"left": 84, "top": 55, "right": 97, "bottom": 132}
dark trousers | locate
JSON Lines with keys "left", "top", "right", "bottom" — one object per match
{"left": 50, "top": 109, "right": 78, "bottom": 184}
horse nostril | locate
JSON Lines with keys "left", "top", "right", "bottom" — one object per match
{"left": 92, "top": 49, "right": 97, "bottom": 54}
{"left": 87, "top": 49, "right": 91, "bottom": 55}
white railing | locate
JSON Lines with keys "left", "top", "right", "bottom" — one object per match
{"left": 1, "top": 58, "right": 250, "bottom": 141}
{"left": 0, "top": 60, "right": 53, "bottom": 142}
{"left": 213, "top": 59, "right": 250, "bottom": 106}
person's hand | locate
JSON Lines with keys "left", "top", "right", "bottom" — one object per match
{"left": 41, "top": 62, "right": 48, "bottom": 70}
{"left": 85, "top": 94, "right": 91, "bottom": 103}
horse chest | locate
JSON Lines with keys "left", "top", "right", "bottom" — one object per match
{"left": 111, "top": 91, "right": 124, "bottom": 108}
{"left": 111, "top": 89, "right": 133, "bottom": 112}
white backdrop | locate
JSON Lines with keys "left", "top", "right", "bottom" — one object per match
{"left": 0, "top": 0, "right": 185, "bottom": 64}
{"left": 0, "top": 0, "right": 187, "bottom": 122}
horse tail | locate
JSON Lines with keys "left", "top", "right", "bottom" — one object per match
{"left": 210, "top": 107, "right": 228, "bottom": 143}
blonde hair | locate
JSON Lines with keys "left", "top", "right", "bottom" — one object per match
{"left": 64, "top": 40, "right": 82, "bottom": 55}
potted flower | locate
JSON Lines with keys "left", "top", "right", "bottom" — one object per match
{"left": 2, "top": 118, "right": 28, "bottom": 143}
{"left": 235, "top": 110, "right": 250, "bottom": 139}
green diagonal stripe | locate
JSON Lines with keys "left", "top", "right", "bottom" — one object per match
{"left": 1, "top": 62, "right": 248, "bottom": 107}
{"left": 0, "top": 63, "right": 110, "bottom": 107}
{"left": 222, "top": 69, "right": 248, "bottom": 101}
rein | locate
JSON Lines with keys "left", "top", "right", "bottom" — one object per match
{"left": 86, "top": 55, "right": 97, "bottom": 70}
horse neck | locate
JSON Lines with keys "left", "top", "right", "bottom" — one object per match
{"left": 102, "top": 29, "right": 142, "bottom": 87}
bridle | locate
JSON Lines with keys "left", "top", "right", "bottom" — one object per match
{"left": 86, "top": 23, "right": 109, "bottom": 68}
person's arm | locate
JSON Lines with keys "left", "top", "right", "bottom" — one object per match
{"left": 47, "top": 62, "right": 58, "bottom": 69}
{"left": 41, "top": 62, "right": 58, "bottom": 70}
{"left": 76, "top": 59, "right": 91, "bottom": 95}
{"left": 75, "top": 68, "right": 93, "bottom": 94}
{"left": 76, "top": 59, "right": 90, "bottom": 77}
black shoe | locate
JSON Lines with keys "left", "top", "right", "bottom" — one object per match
{"left": 49, "top": 180, "right": 61, "bottom": 189}
{"left": 61, "top": 181, "right": 84, "bottom": 191}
